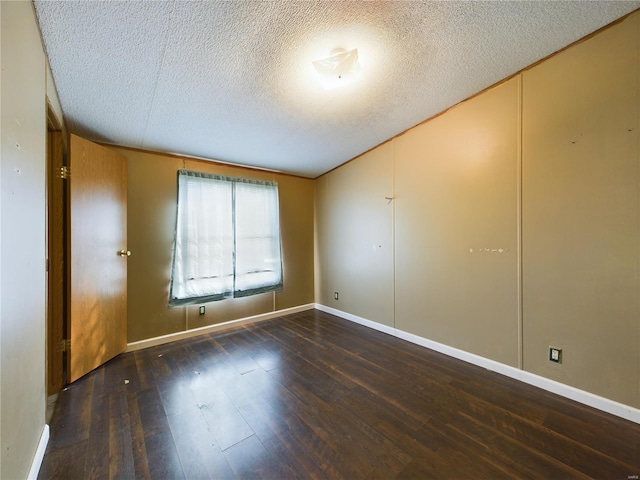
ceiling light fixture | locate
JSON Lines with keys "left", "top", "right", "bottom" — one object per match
{"left": 312, "top": 48, "right": 361, "bottom": 90}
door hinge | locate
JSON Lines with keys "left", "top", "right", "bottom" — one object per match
{"left": 59, "top": 339, "right": 71, "bottom": 352}
{"left": 59, "top": 166, "right": 70, "bottom": 179}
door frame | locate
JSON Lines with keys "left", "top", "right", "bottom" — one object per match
{"left": 46, "top": 103, "right": 67, "bottom": 395}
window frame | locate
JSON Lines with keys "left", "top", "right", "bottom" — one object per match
{"left": 168, "top": 169, "right": 283, "bottom": 306}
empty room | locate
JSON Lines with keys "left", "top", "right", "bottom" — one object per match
{"left": 1, "top": 1, "right": 639, "bottom": 479}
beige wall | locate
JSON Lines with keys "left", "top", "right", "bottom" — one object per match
{"left": 0, "top": 15, "right": 634, "bottom": 480}
{"left": 315, "top": 142, "right": 395, "bottom": 326}
{"left": 394, "top": 76, "right": 520, "bottom": 366}
{"left": 1, "top": 2, "right": 49, "bottom": 478}
{"left": 315, "top": 12, "right": 639, "bottom": 408}
{"left": 113, "top": 148, "right": 315, "bottom": 342}
{"left": 521, "top": 14, "right": 639, "bottom": 407}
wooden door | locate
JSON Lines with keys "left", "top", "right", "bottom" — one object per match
{"left": 69, "top": 134, "right": 128, "bottom": 383}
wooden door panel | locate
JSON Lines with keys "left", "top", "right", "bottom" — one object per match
{"left": 69, "top": 134, "right": 127, "bottom": 383}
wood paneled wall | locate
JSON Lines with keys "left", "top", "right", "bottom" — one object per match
{"left": 521, "top": 14, "right": 639, "bottom": 407}
{"left": 315, "top": 12, "right": 640, "bottom": 408}
{"left": 315, "top": 142, "right": 395, "bottom": 327}
{"left": 114, "top": 148, "right": 315, "bottom": 343}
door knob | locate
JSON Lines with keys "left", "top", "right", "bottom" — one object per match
{"left": 118, "top": 249, "right": 131, "bottom": 257}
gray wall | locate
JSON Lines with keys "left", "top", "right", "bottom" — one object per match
{"left": 316, "top": 12, "right": 640, "bottom": 409}
{"left": 1, "top": 2, "right": 49, "bottom": 478}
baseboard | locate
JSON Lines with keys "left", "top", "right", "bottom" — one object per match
{"left": 126, "top": 303, "right": 315, "bottom": 352}
{"left": 315, "top": 304, "right": 397, "bottom": 336}
{"left": 315, "top": 303, "right": 640, "bottom": 425}
{"left": 27, "top": 424, "right": 49, "bottom": 480}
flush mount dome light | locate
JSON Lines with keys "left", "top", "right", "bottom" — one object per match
{"left": 312, "top": 48, "right": 360, "bottom": 89}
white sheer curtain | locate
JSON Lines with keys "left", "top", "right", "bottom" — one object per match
{"left": 234, "top": 180, "right": 282, "bottom": 296}
{"left": 169, "top": 170, "right": 282, "bottom": 306}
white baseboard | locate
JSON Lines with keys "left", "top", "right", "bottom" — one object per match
{"left": 27, "top": 424, "right": 49, "bottom": 480}
{"left": 315, "top": 303, "right": 640, "bottom": 425}
{"left": 126, "top": 303, "right": 315, "bottom": 352}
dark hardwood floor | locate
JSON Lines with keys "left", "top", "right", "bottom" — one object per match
{"left": 40, "top": 309, "right": 639, "bottom": 479}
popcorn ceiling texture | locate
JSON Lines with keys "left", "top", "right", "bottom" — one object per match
{"left": 34, "top": 1, "right": 638, "bottom": 178}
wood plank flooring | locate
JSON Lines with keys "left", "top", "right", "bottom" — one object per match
{"left": 39, "top": 309, "right": 640, "bottom": 479}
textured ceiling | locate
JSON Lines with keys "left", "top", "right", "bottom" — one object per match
{"left": 35, "top": 1, "right": 639, "bottom": 178}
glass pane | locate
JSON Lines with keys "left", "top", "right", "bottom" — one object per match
{"left": 235, "top": 182, "right": 282, "bottom": 290}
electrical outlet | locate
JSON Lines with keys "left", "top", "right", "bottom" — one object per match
{"left": 199, "top": 306, "right": 205, "bottom": 315}
{"left": 334, "top": 292, "right": 339, "bottom": 300}
{"left": 549, "top": 347, "right": 562, "bottom": 363}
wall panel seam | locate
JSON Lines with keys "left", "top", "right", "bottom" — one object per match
{"left": 517, "top": 73, "right": 524, "bottom": 371}
{"left": 392, "top": 139, "right": 397, "bottom": 329}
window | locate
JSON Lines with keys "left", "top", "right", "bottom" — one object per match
{"left": 169, "top": 169, "right": 283, "bottom": 306}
